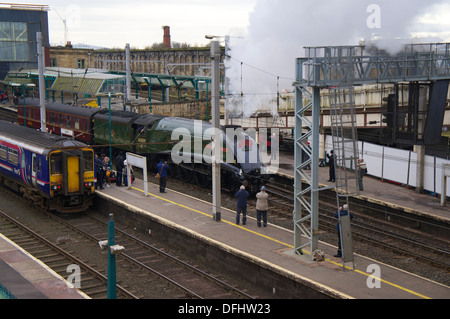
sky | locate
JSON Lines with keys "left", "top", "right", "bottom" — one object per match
{"left": 5, "top": 0, "right": 258, "bottom": 48}
{"left": 4, "top": 0, "right": 450, "bottom": 114}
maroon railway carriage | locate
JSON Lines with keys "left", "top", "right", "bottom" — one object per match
{"left": 17, "top": 98, "right": 100, "bottom": 144}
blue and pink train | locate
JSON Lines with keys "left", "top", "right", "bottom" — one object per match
{"left": 0, "top": 120, "right": 95, "bottom": 213}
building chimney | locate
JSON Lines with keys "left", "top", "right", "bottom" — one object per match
{"left": 163, "top": 26, "right": 171, "bottom": 49}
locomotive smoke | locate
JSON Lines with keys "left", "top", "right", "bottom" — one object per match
{"left": 225, "top": 0, "right": 449, "bottom": 117}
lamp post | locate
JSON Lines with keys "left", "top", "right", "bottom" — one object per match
{"left": 106, "top": 213, "right": 116, "bottom": 299}
{"left": 205, "top": 35, "right": 242, "bottom": 126}
{"left": 96, "top": 92, "right": 124, "bottom": 168}
{"left": 37, "top": 32, "right": 46, "bottom": 132}
{"left": 108, "top": 92, "right": 112, "bottom": 168}
{"left": 205, "top": 34, "right": 243, "bottom": 221}
{"left": 98, "top": 214, "right": 125, "bottom": 299}
{"left": 209, "top": 40, "right": 221, "bottom": 222}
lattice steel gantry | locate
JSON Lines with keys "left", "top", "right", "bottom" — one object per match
{"left": 293, "top": 43, "right": 450, "bottom": 261}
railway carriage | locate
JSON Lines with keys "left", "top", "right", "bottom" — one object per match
{"left": 0, "top": 120, "right": 95, "bottom": 213}
{"left": 94, "top": 113, "right": 265, "bottom": 194}
{"left": 17, "top": 99, "right": 98, "bottom": 144}
{"left": 93, "top": 109, "right": 140, "bottom": 152}
{"left": 18, "top": 100, "right": 267, "bottom": 194}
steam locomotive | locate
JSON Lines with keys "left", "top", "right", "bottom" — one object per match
{"left": 17, "top": 99, "right": 267, "bottom": 194}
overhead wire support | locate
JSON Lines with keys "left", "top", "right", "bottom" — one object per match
{"left": 294, "top": 42, "right": 450, "bottom": 267}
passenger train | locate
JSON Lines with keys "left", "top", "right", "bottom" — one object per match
{"left": 17, "top": 99, "right": 267, "bottom": 194}
{"left": 0, "top": 120, "right": 95, "bottom": 213}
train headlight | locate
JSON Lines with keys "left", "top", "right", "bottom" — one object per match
{"left": 52, "top": 185, "right": 62, "bottom": 191}
{"left": 84, "top": 182, "right": 93, "bottom": 187}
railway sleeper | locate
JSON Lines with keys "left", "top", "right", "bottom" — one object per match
{"left": 39, "top": 256, "right": 68, "bottom": 264}
{"left": 82, "top": 287, "right": 108, "bottom": 297}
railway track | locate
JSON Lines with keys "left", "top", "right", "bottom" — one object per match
{"left": 0, "top": 209, "right": 137, "bottom": 299}
{"left": 54, "top": 212, "right": 254, "bottom": 299}
{"left": 261, "top": 176, "right": 450, "bottom": 282}
{"left": 0, "top": 182, "right": 255, "bottom": 299}
{"left": 137, "top": 167, "right": 450, "bottom": 285}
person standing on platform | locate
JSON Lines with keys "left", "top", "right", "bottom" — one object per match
{"left": 102, "top": 155, "right": 111, "bottom": 187}
{"left": 115, "top": 153, "right": 124, "bottom": 186}
{"left": 334, "top": 204, "right": 354, "bottom": 258}
{"left": 123, "top": 158, "right": 128, "bottom": 187}
{"left": 157, "top": 159, "right": 169, "bottom": 193}
{"left": 326, "top": 150, "right": 335, "bottom": 182}
{"left": 357, "top": 158, "right": 367, "bottom": 191}
{"left": 235, "top": 185, "right": 249, "bottom": 225}
{"left": 256, "top": 186, "right": 269, "bottom": 227}
{"left": 94, "top": 154, "right": 104, "bottom": 190}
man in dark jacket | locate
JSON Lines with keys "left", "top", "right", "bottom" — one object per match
{"left": 334, "top": 204, "right": 354, "bottom": 257}
{"left": 234, "top": 185, "right": 249, "bottom": 225}
{"left": 326, "top": 150, "right": 335, "bottom": 182}
{"left": 115, "top": 153, "right": 124, "bottom": 186}
{"left": 94, "top": 154, "right": 104, "bottom": 190}
{"left": 157, "top": 159, "right": 169, "bottom": 193}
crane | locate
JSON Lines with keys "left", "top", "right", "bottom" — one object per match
{"left": 53, "top": 7, "right": 69, "bottom": 45}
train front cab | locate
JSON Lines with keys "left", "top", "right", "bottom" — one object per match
{"left": 49, "top": 148, "right": 95, "bottom": 213}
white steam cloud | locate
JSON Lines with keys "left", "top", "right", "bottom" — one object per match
{"left": 225, "top": 0, "right": 449, "bottom": 117}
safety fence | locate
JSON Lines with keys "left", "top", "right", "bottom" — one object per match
{"left": 324, "top": 135, "right": 450, "bottom": 197}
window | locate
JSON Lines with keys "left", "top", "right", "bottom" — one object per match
{"left": 50, "top": 58, "right": 57, "bottom": 67}
{"left": 83, "top": 151, "right": 93, "bottom": 171}
{"left": 77, "top": 59, "right": 85, "bottom": 69}
{"left": 66, "top": 115, "right": 71, "bottom": 128}
{"left": 0, "top": 21, "right": 29, "bottom": 62}
{"left": 0, "top": 145, "right": 6, "bottom": 160}
{"left": 50, "top": 112, "right": 56, "bottom": 125}
{"left": 50, "top": 153, "right": 62, "bottom": 174}
{"left": 80, "top": 119, "right": 86, "bottom": 131}
{"left": 33, "top": 156, "right": 41, "bottom": 172}
{"left": 74, "top": 118, "right": 80, "bottom": 130}
{"left": 8, "top": 149, "right": 18, "bottom": 165}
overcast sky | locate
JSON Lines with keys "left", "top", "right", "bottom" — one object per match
{"left": 4, "top": 0, "right": 450, "bottom": 105}
{"left": 6, "top": 0, "right": 258, "bottom": 48}
{"left": 4, "top": 0, "right": 449, "bottom": 49}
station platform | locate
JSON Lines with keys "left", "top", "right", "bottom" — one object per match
{"left": 97, "top": 177, "right": 450, "bottom": 299}
{"left": 273, "top": 152, "right": 450, "bottom": 223}
{"left": 0, "top": 234, "right": 89, "bottom": 299}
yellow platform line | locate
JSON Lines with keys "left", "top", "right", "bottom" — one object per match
{"left": 130, "top": 185, "right": 431, "bottom": 299}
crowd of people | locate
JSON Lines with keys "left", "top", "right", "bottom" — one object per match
{"left": 94, "top": 152, "right": 168, "bottom": 193}
{"left": 94, "top": 152, "right": 136, "bottom": 190}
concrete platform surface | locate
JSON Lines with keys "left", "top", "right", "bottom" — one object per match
{"left": 97, "top": 178, "right": 450, "bottom": 299}
{"left": 0, "top": 234, "right": 89, "bottom": 299}
{"left": 273, "top": 152, "right": 450, "bottom": 222}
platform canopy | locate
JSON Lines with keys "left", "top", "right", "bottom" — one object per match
{"left": 49, "top": 68, "right": 126, "bottom": 95}
{"left": 109, "top": 71, "right": 211, "bottom": 92}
